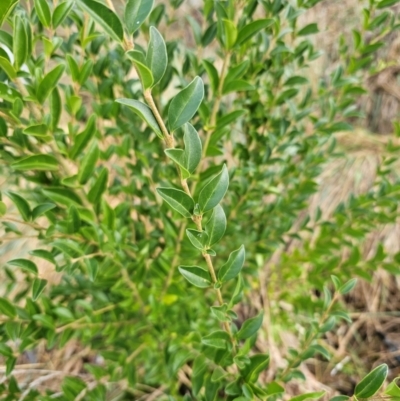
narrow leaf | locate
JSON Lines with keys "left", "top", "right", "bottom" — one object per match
{"left": 198, "top": 164, "right": 229, "bottom": 213}
{"left": 116, "top": 98, "right": 163, "bottom": 139}
{"left": 168, "top": 76, "right": 204, "bottom": 132}
{"left": 178, "top": 265, "right": 211, "bottom": 288}
{"left": 6, "top": 191, "right": 31, "bottom": 221}
{"left": 37, "top": 64, "right": 65, "bottom": 104}
{"left": 32, "top": 278, "right": 47, "bottom": 301}
{"left": 8, "top": 258, "right": 38, "bottom": 274}
{"left": 13, "top": 14, "right": 28, "bottom": 70}
{"left": 87, "top": 167, "right": 108, "bottom": 204}
{"left": 289, "top": 392, "right": 326, "bottom": 401}
{"left": 0, "top": 298, "right": 16, "bottom": 318}
{"left": 0, "top": 0, "right": 19, "bottom": 28}
{"left": 0, "top": 56, "right": 16, "bottom": 79}
{"left": 12, "top": 155, "right": 58, "bottom": 171}
{"left": 156, "top": 187, "right": 194, "bottom": 218}
{"left": 236, "top": 19, "right": 273, "bottom": 46}
{"left": 221, "top": 19, "right": 237, "bottom": 49}
{"left": 355, "top": 364, "right": 388, "bottom": 398}
{"left": 70, "top": 114, "right": 96, "bottom": 159}
{"left": 78, "top": 0, "right": 123, "bottom": 42}
{"left": 218, "top": 245, "right": 245, "bottom": 283}
{"left": 126, "top": 50, "right": 154, "bottom": 89}
{"left": 34, "top": 0, "right": 51, "bottom": 27}
{"left": 78, "top": 142, "right": 99, "bottom": 184}
{"left": 183, "top": 123, "right": 202, "bottom": 173}
{"left": 202, "top": 330, "right": 231, "bottom": 349}
{"left": 52, "top": 1, "right": 74, "bottom": 28}
{"left": 146, "top": 26, "right": 167, "bottom": 87}
{"left": 202, "top": 60, "right": 219, "bottom": 94}
{"left": 236, "top": 311, "right": 263, "bottom": 340}
{"left": 186, "top": 229, "right": 208, "bottom": 250}
{"left": 32, "top": 203, "right": 56, "bottom": 220}
{"left": 205, "top": 204, "right": 226, "bottom": 246}
{"left": 23, "top": 124, "right": 48, "bottom": 137}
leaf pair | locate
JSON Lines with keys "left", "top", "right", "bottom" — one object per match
{"left": 126, "top": 26, "right": 167, "bottom": 90}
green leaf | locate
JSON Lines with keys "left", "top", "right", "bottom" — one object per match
{"left": 0, "top": 0, "right": 19, "bottom": 28}
{"left": 6, "top": 191, "right": 31, "bottom": 221}
{"left": 23, "top": 124, "right": 48, "bottom": 137}
{"left": 126, "top": 50, "right": 154, "bottom": 90}
{"left": 298, "top": 23, "right": 319, "bottom": 36}
{"left": 218, "top": 245, "right": 245, "bottom": 283}
{"left": 210, "top": 304, "right": 229, "bottom": 322}
{"left": 8, "top": 258, "right": 38, "bottom": 274}
{"left": 183, "top": 123, "right": 202, "bottom": 173}
{"left": 186, "top": 229, "right": 209, "bottom": 250}
{"left": 29, "top": 249, "right": 56, "bottom": 265}
{"left": 178, "top": 265, "right": 211, "bottom": 288}
{"left": 0, "top": 201, "right": 6, "bottom": 216}
{"left": 164, "top": 148, "right": 189, "bottom": 178}
{"left": 339, "top": 278, "right": 357, "bottom": 294}
{"left": 222, "top": 79, "right": 254, "bottom": 94}
{"left": 168, "top": 76, "right": 204, "bottom": 132}
{"left": 78, "top": 142, "right": 99, "bottom": 185}
{"left": 34, "top": 0, "right": 51, "bottom": 27}
{"left": 78, "top": 0, "right": 123, "bottom": 42}
{"left": 13, "top": 14, "right": 28, "bottom": 70}
{"left": 203, "top": 60, "right": 219, "bottom": 94}
{"left": 198, "top": 164, "right": 229, "bottom": 213}
{"left": 32, "top": 278, "right": 47, "bottom": 301}
{"left": 221, "top": 19, "right": 237, "bottom": 49}
{"left": 156, "top": 187, "right": 194, "bottom": 218}
{"left": 236, "top": 311, "right": 263, "bottom": 340}
{"left": 32, "top": 203, "right": 56, "bottom": 220}
{"left": 87, "top": 167, "right": 108, "bottom": 204}
{"left": 288, "top": 392, "right": 326, "bottom": 401}
{"left": 67, "top": 205, "right": 81, "bottom": 233}
{"left": 37, "top": 64, "right": 65, "bottom": 104}
{"left": 201, "top": 330, "right": 231, "bottom": 349}
{"left": 12, "top": 155, "right": 58, "bottom": 171}
{"left": 355, "top": 364, "right": 388, "bottom": 398}
{"left": 116, "top": 98, "right": 163, "bottom": 139}
{"left": 0, "top": 56, "right": 16, "bottom": 79}
{"left": 50, "top": 87, "right": 62, "bottom": 131}
{"left": 241, "top": 354, "right": 270, "bottom": 383}
{"left": 236, "top": 18, "right": 273, "bottom": 46}
{"left": 205, "top": 205, "right": 226, "bottom": 246}
{"left": 42, "top": 188, "right": 82, "bottom": 206}
{"left": 216, "top": 110, "right": 246, "bottom": 130}
{"left": 377, "top": 0, "right": 400, "bottom": 8}
{"left": 0, "top": 298, "right": 16, "bottom": 318}
{"left": 70, "top": 114, "right": 97, "bottom": 159}
{"left": 52, "top": 1, "right": 74, "bottom": 28}
{"left": 66, "top": 54, "right": 80, "bottom": 82}
{"left": 384, "top": 379, "right": 400, "bottom": 397}
{"left": 124, "top": 0, "right": 154, "bottom": 34}
{"left": 146, "top": 27, "right": 167, "bottom": 87}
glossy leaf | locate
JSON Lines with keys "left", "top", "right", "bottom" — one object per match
{"left": 236, "top": 311, "right": 263, "bottom": 340}
{"left": 183, "top": 123, "right": 202, "bottom": 173}
{"left": 125, "top": 0, "right": 154, "bottom": 34}
{"left": 202, "top": 330, "right": 231, "bottom": 349}
{"left": 8, "top": 258, "right": 38, "bottom": 274}
{"left": 289, "top": 392, "right": 326, "bottom": 401}
{"left": 221, "top": 19, "right": 237, "bottom": 49}
{"left": 156, "top": 187, "right": 194, "bottom": 218}
{"left": 12, "top": 155, "right": 58, "bottom": 171}
{"left": 50, "top": 87, "right": 62, "bottom": 131}
{"left": 23, "top": 124, "right": 48, "bottom": 137}
{"left": 203, "top": 60, "right": 219, "bottom": 94}
{"left": 70, "top": 115, "right": 97, "bottom": 159}
{"left": 241, "top": 354, "right": 270, "bottom": 383}
{"left": 37, "top": 64, "right": 65, "bottom": 104}
{"left": 218, "top": 245, "right": 245, "bottom": 283}
{"left": 52, "top": 1, "right": 74, "bottom": 28}
{"left": 78, "top": 0, "right": 124, "bottom": 42}
{"left": 32, "top": 279, "right": 47, "bottom": 301}
{"left": 78, "top": 142, "right": 99, "bottom": 185}
{"left": 6, "top": 191, "right": 31, "bottom": 221}
{"left": 198, "top": 164, "right": 229, "bottom": 212}
{"left": 126, "top": 50, "right": 154, "bottom": 90}
{"left": 0, "top": 298, "right": 16, "bottom": 318}
{"left": 355, "top": 364, "right": 388, "bottom": 398}
{"left": 31, "top": 203, "right": 56, "bottom": 220}
{"left": 13, "top": 14, "right": 28, "bottom": 70}
{"left": 146, "top": 27, "right": 167, "bottom": 86}
{"left": 116, "top": 98, "right": 163, "bottom": 139}
{"left": 186, "top": 229, "right": 209, "bottom": 250}
{"left": 0, "top": 56, "right": 16, "bottom": 79}
{"left": 87, "top": 167, "right": 109, "bottom": 204}
{"left": 205, "top": 204, "right": 227, "bottom": 246}
{"left": 298, "top": 23, "right": 319, "bottom": 36}
{"left": 168, "top": 76, "right": 204, "bottom": 132}
{"left": 178, "top": 265, "right": 211, "bottom": 288}
{"left": 34, "top": 0, "right": 51, "bottom": 27}
{"left": 236, "top": 18, "right": 273, "bottom": 46}
{"left": 0, "top": 0, "right": 19, "bottom": 27}
{"left": 42, "top": 188, "right": 82, "bottom": 206}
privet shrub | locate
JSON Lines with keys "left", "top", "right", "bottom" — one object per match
{"left": 0, "top": 0, "right": 399, "bottom": 400}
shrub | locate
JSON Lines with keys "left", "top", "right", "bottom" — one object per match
{"left": 0, "top": 0, "right": 399, "bottom": 400}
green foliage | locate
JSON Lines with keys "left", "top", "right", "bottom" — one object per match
{"left": 0, "top": 0, "right": 398, "bottom": 400}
